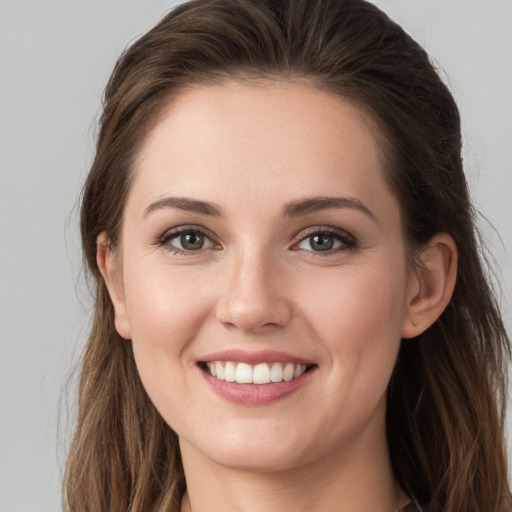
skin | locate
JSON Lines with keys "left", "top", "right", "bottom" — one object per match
{"left": 98, "top": 81, "right": 457, "bottom": 511}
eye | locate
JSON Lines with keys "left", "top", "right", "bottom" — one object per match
{"left": 294, "top": 227, "right": 356, "bottom": 254}
{"left": 174, "top": 231, "right": 211, "bottom": 251}
{"left": 156, "top": 226, "right": 217, "bottom": 254}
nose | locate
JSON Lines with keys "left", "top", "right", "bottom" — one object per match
{"left": 215, "top": 248, "right": 292, "bottom": 333}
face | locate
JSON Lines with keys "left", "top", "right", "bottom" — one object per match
{"left": 106, "top": 81, "right": 417, "bottom": 473}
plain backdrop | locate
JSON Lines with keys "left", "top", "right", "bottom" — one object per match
{"left": 0, "top": 1, "right": 511, "bottom": 510}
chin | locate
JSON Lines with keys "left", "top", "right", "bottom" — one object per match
{"left": 213, "top": 445, "right": 307, "bottom": 473}
{"left": 181, "top": 428, "right": 313, "bottom": 474}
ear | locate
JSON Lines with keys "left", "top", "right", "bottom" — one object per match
{"left": 96, "top": 232, "right": 132, "bottom": 340}
{"left": 401, "top": 233, "right": 457, "bottom": 339}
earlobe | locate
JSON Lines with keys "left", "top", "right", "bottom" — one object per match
{"left": 96, "top": 233, "right": 132, "bottom": 340}
{"left": 401, "top": 233, "right": 457, "bottom": 339}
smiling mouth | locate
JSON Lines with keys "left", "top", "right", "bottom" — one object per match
{"left": 200, "top": 361, "right": 314, "bottom": 384}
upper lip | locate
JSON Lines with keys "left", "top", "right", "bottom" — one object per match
{"left": 199, "top": 349, "right": 315, "bottom": 365}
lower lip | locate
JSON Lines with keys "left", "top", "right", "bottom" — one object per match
{"left": 200, "top": 366, "right": 316, "bottom": 405}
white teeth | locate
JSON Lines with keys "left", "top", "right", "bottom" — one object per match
{"left": 205, "top": 361, "right": 310, "bottom": 384}
{"left": 206, "top": 362, "right": 217, "bottom": 377}
{"left": 216, "top": 362, "right": 225, "bottom": 380}
{"left": 253, "top": 363, "right": 271, "bottom": 384}
{"left": 270, "top": 362, "right": 283, "bottom": 382}
{"left": 235, "top": 363, "right": 253, "bottom": 384}
{"left": 283, "top": 363, "right": 295, "bottom": 382}
{"left": 224, "top": 362, "right": 236, "bottom": 382}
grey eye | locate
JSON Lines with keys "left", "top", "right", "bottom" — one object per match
{"left": 170, "top": 231, "right": 213, "bottom": 251}
{"left": 308, "top": 234, "right": 337, "bottom": 252}
{"left": 181, "top": 232, "right": 204, "bottom": 250}
{"left": 296, "top": 231, "right": 350, "bottom": 253}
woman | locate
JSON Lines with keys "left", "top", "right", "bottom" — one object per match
{"left": 64, "top": 0, "right": 511, "bottom": 510}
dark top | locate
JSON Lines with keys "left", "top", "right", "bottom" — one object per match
{"left": 401, "top": 503, "right": 428, "bottom": 512}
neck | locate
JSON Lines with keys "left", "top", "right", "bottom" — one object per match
{"left": 179, "top": 401, "right": 409, "bottom": 512}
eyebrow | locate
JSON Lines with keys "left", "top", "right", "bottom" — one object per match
{"left": 283, "top": 196, "right": 377, "bottom": 222}
{"left": 144, "top": 196, "right": 223, "bottom": 218}
{"left": 143, "top": 195, "right": 376, "bottom": 222}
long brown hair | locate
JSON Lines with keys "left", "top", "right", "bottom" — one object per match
{"left": 65, "top": 1, "right": 511, "bottom": 510}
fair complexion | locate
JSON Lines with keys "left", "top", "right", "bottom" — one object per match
{"left": 98, "top": 81, "right": 457, "bottom": 512}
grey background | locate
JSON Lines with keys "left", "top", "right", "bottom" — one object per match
{"left": 0, "top": 1, "right": 510, "bottom": 510}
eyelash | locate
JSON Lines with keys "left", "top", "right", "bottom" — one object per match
{"left": 155, "top": 225, "right": 357, "bottom": 257}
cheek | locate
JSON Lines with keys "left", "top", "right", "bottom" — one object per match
{"left": 121, "top": 262, "right": 214, "bottom": 402}
{"left": 297, "top": 258, "right": 407, "bottom": 388}
{"left": 124, "top": 261, "right": 210, "bottom": 344}
{"left": 121, "top": 264, "right": 221, "bottom": 434}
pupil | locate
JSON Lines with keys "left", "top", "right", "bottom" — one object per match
{"left": 311, "top": 234, "right": 333, "bottom": 251}
{"left": 181, "top": 232, "right": 204, "bottom": 250}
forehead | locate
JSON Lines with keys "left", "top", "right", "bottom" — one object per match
{"left": 128, "top": 80, "right": 395, "bottom": 219}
